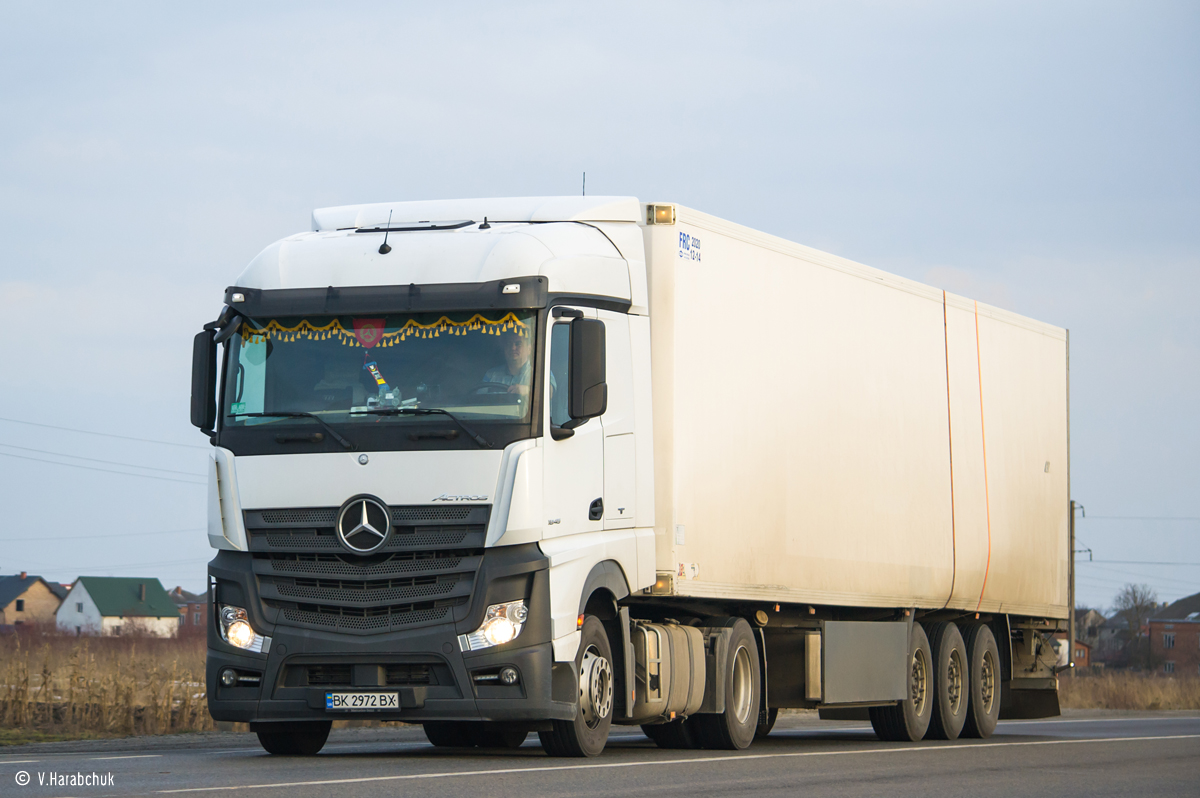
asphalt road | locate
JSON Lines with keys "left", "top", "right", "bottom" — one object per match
{"left": 2, "top": 712, "right": 1198, "bottom": 798}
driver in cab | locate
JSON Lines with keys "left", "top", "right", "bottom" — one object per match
{"left": 482, "top": 331, "right": 535, "bottom": 396}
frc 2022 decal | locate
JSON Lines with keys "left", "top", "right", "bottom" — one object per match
{"left": 678, "top": 231, "right": 701, "bottom": 262}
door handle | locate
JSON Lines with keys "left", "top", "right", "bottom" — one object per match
{"left": 588, "top": 498, "right": 604, "bottom": 521}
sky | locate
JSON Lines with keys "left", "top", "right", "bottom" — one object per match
{"left": 0, "top": 2, "right": 1196, "bottom": 612}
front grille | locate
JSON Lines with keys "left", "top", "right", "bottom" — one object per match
{"left": 296, "top": 663, "right": 434, "bottom": 687}
{"left": 245, "top": 504, "right": 488, "bottom": 635}
{"left": 281, "top": 601, "right": 455, "bottom": 631}
{"left": 262, "top": 573, "right": 465, "bottom": 604}
{"left": 257, "top": 526, "right": 474, "bottom": 552}
{"left": 254, "top": 505, "right": 475, "bottom": 527}
{"left": 306, "top": 665, "right": 352, "bottom": 686}
{"left": 260, "top": 508, "right": 337, "bottom": 526}
{"left": 386, "top": 664, "right": 432, "bottom": 685}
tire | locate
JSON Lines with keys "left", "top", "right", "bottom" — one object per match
{"left": 925, "top": 622, "right": 968, "bottom": 741}
{"left": 423, "top": 721, "right": 479, "bottom": 748}
{"left": 961, "top": 624, "right": 1001, "bottom": 739}
{"left": 538, "top": 615, "right": 614, "bottom": 757}
{"left": 642, "top": 717, "right": 703, "bottom": 749}
{"left": 869, "top": 623, "right": 933, "bottom": 742}
{"left": 692, "top": 617, "right": 760, "bottom": 750}
{"left": 755, "top": 707, "right": 779, "bottom": 739}
{"left": 475, "top": 723, "right": 529, "bottom": 749}
{"left": 255, "top": 721, "right": 331, "bottom": 755}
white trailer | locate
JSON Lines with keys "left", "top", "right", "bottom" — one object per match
{"left": 193, "top": 196, "right": 1069, "bottom": 757}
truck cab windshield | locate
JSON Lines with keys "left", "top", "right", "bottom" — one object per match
{"left": 221, "top": 310, "right": 537, "bottom": 430}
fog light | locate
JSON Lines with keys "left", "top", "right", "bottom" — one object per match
{"left": 499, "top": 666, "right": 519, "bottom": 685}
{"left": 220, "top": 668, "right": 238, "bottom": 687}
{"left": 458, "top": 600, "right": 528, "bottom": 652}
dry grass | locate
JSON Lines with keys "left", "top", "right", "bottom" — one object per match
{"left": 1060, "top": 671, "right": 1200, "bottom": 710}
{"left": 0, "top": 627, "right": 212, "bottom": 744}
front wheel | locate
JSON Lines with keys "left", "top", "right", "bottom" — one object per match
{"left": 539, "top": 615, "right": 614, "bottom": 757}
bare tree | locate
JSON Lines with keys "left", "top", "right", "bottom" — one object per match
{"left": 1112, "top": 583, "right": 1159, "bottom": 669}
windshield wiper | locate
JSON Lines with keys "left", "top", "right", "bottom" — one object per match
{"left": 227, "top": 412, "right": 355, "bottom": 450}
{"left": 352, "top": 407, "right": 492, "bottom": 449}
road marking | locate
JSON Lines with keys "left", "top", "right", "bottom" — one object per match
{"left": 1001, "top": 716, "right": 1200, "bottom": 725}
{"left": 1, "top": 760, "right": 39, "bottom": 764}
{"left": 156, "top": 733, "right": 1200, "bottom": 793}
{"left": 90, "top": 754, "right": 163, "bottom": 760}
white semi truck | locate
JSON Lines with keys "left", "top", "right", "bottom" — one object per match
{"left": 192, "top": 196, "right": 1070, "bottom": 757}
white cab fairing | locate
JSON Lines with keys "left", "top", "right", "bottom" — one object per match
{"left": 233, "top": 449, "right": 504, "bottom": 509}
{"left": 236, "top": 214, "right": 635, "bottom": 304}
{"left": 208, "top": 447, "right": 247, "bottom": 551}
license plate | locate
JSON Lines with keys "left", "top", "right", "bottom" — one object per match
{"left": 325, "top": 692, "right": 399, "bottom": 711}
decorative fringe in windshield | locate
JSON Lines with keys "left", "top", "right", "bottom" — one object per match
{"left": 240, "top": 313, "right": 530, "bottom": 347}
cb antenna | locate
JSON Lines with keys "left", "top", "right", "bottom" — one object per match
{"left": 378, "top": 210, "right": 393, "bottom": 254}
{"left": 582, "top": 171, "right": 586, "bottom": 196}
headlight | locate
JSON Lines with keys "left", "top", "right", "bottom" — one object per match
{"left": 218, "top": 605, "right": 271, "bottom": 653}
{"left": 458, "top": 600, "right": 528, "bottom": 652}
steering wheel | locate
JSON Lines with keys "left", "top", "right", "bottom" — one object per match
{"left": 467, "top": 382, "right": 513, "bottom": 395}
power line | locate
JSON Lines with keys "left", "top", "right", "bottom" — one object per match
{"left": 0, "top": 527, "right": 205, "bottom": 543}
{"left": 0, "top": 450, "right": 205, "bottom": 486}
{"left": 0, "top": 416, "right": 208, "bottom": 450}
{"left": 1084, "top": 516, "right": 1200, "bottom": 522}
{"left": 0, "top": 442, "right": 204, "bottom": 478}
{"left": 1080, "top": 560, "right": 1200, "bottom": 566}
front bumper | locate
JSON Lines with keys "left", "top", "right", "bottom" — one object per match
{"left": 206, "top": 543, "right": 576, "bottom": 725}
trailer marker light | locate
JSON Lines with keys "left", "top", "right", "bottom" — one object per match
{"left": 646, "top": 204, "right": 676, "bottom": 225}
{"left": 577, "top": 614, "right": 585, "bottom": 629}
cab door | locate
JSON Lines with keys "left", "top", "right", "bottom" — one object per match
{"left": 542, "top": 306, "right": 605, "bottom": 539}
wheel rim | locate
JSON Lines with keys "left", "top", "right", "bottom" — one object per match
{"left": 579, "top": 644, "right": 613, "bottom": 729}
{"left": 979, "top": 649, "right": 996, "bottom": 715}
{"left": 731, "top": 644, "right": 754, "bottom": 724}
{"left": 911, "top": 647, "right": 929, "bottom": 715}
{"left": 946, "top": 649, "right": 964, "bottom": 715}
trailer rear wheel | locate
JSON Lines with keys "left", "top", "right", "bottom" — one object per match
{"left": 255, "top": 721, "right": 331, "bottom": 755}
{"left": 869, "top": 623, "right": 932, "bottom": 742}
{"left": 693, "top": 617, "right": 760, "bottom": 750}
{"left": 926, "top": 622, "right": 968, "bottom": 740}
{"left": 961, "top": 624, "right": 1001, "bottom": 738}
{"left": 538, "top": 615, "right": 614, "bottom": 757}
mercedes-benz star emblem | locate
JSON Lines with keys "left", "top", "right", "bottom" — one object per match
{"left": 335, "top": 495, "right": 391, "bottom": 554}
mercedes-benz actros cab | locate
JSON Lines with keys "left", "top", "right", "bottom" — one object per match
{"left": 193, "top": 196, "right": 1070, "bottom": 757}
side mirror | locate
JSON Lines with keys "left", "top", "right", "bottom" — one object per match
{"left": 567, "top": 318, "right": 607, "bottom": 422}
{"left": 191, "top": 330, "right": 218, "bottom": 432}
